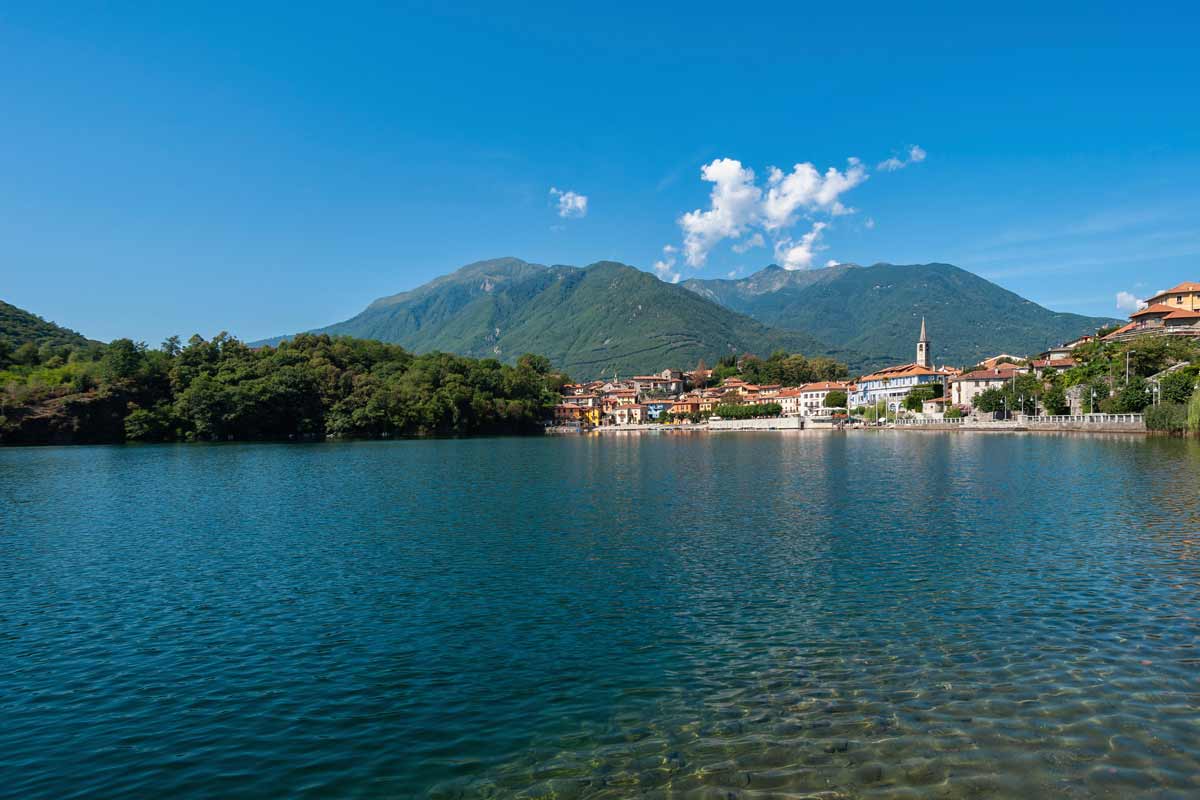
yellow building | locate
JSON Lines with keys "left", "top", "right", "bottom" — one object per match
{"left": 1144, "top": 282, "right": 1200, "bottom": 312}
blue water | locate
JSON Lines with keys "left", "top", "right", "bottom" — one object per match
{"left": 2, "top": 433, "right": 1199, "bottom": 798}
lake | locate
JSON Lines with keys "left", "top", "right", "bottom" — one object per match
{"left": 2, "top": 432, "right": 1199, "bottom": 798}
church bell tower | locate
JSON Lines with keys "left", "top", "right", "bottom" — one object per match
{"left": 916, "top": 317, "right": 931, "bottom": 368}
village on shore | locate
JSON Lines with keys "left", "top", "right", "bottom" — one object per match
{"left": 551, "top": 282, "right": 1200, "bottom": 433}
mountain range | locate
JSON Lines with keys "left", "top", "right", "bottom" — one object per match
{"left": 264, "top": 258, "right": 836, "bottom": 378}
{"left": 259, "top": 258, "right": 1119, "bottom": 377}
{"left": 3, "top": 258, "right": 1122, "bottom": 380}
{"left": 683, "top": 262, "right": 1120, "bottom": 367}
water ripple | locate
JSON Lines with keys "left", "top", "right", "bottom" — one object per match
{"left": 1, "top": 434, "right": 1199, "bottom": 798}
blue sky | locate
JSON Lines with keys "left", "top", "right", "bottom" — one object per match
{"left": 2, "top": 2, "right": 1198, "bottom": 344}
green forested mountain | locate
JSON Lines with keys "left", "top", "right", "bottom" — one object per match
{"left": 0, "top": 300, "right": 92, "bottom": 349}
{"left": 265, "top": 258, "right": 837, "bottom": 378}
{"left": 683, "top": 263, "right": 1122, "bottom": 367}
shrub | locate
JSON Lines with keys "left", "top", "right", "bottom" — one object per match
{"left": 1189, "top": 388, "right": 1200, "bottom": 434}
{"left": 1145, "top": 403, "right": 1189, "bottom": 433}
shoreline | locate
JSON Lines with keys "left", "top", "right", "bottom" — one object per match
{"left": 551, "top": 416, "right": 1149, "bottom": 436}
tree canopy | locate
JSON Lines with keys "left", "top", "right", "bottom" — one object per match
{"left": 1, "top": 333, "right": 567, "bottom": 444}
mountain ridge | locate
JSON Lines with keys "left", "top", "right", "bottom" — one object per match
{"left": 683, "top": 262, "right": 1121, "bottom": 367}
{"left": 261, "top": 259, "right": 839, "bottom": 378}
{"left": 0, "top": 300, "right": 94, "bottom": 349}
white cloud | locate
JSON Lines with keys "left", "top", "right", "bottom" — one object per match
{"left": 877, "top": 144, "right": 927, "bottom": 172}
{"left": 774, "top": 222, "right": 828, "bottom": 270}
{"left": 652, "top": 244, "right": 680, "bottom": 283}
{"left": 763, "top": 159, "right": 867, "bottom": 230}
{"left": 664, "top": 148, "right": 914, "bottom": 275}
{"left": 825, "top": 259, "right": 840, "bottom": 268}
{"left": 678, "top": 159, "right": 762, "bottom": 267}
{"left": 731, "top": 232, "right": 765, "bottom": 253}
{"left": 1115, "top": 291, "right": 1145, "bottom": 313}
{"left": 549, "top": 186, "right": 588, "bottom": 218}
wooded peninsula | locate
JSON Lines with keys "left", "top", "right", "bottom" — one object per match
{"left": 0, "top": 334, "right": 571, "bottom": 445}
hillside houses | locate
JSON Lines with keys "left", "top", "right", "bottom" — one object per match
{"left": 1103, "top": 283, "right": 1200, "bottom": 343}
{"left": 551, "top": 299, "right": 1181, "bottom": 428}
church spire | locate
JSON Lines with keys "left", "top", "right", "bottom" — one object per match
{"left": 916, "top": 317, "right": 931, "bottom": 368}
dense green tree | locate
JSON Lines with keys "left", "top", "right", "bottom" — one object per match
{"left": 100, "top": 338, "right": 146, "bottom": 383}
{"left": 13, "top": 341, "right": 40, "bottom": 367}
{"left": 1102, "top": 377, "right": 1151, "bottom": 413}
{"left": 974, "top": 387, "right": 1005, "bottom": 413}
{"left": 824, "top": 390, "right": 848, "bottom": 409}
{"left": 1041, "top": 383, "right": 1069, "bottom": 415}
{"left": 711, "top": 402, "right": 782, "bottom": 419}
{"left": 903, "top": 387, "right": 935, "bottom": 412}
{"left": 2, "top": 332, "right": 564, "bottom": 444}
{"left": 1159, "top": 368, "right": 1198, "bottom": 405}
{"left": 124, "top": 403, "right": 177, "bottom": 442}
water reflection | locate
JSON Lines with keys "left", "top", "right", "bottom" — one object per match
{"left": 1, "top": 434, "right": 1198, "bottom": 798}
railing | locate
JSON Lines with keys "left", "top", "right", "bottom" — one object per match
{"left": 892, "top": 414, "right": 1145, "bottom": 427}
{"left": 1019, "top": 413, "right": 1144, "bottom": 425}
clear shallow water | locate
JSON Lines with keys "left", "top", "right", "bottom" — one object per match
{"left": 2, "top": 433, "right": 1199, "bottom": 799}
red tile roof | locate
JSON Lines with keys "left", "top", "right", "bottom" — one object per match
{"left": 858, "top": 363, "right": 942, "bottom": 382}
{"left": 1165, "top": 308, "right": 1200, "bottom": 319}
{"left": 1130, "top": 303, "right": 1177, "bottom": 318}
{"left": 1152, "top": 282, "right": 1200, "bottom": 297}
{"left": 797, "top": 381, "right": 851, "bottom": 392}
{"left": 952, "top": 367, "right": 1024, "bottom": 382}
{"left": 1102, "top": 321, "right": 1138, "bottom": 340}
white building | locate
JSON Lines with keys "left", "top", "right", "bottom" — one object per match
{"left": 849, "top": 319, "right": 952, "bottom": 412}
{"left": 949, "top": 366, "right": 1026, "bottom": 409}
{"left": 796, "top": 381, "right": 853, "bottom": 416}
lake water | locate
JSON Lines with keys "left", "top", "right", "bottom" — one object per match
{"left": 2, "top": 433, "right": 1199, "bottom": 798}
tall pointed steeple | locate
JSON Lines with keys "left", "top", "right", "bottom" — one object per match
{"left": 916, "top": 317, "right": 931, "bottom": 368}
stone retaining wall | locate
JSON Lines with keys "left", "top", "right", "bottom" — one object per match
{"left": 708, "top": 416, "right": 805, "bottom": 431}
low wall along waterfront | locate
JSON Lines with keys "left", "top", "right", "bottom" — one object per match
{"left": 892, "top": 413, "right": 1145, "bottom": 433}
{"left": 707, "top": 416, "right": 806, "bottom": 432}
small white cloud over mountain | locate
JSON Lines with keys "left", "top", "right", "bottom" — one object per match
{"left": 549, "top": 187, "right": 588, "bottom": 218}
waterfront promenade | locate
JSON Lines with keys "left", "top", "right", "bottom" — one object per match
{"left": 550, "top": 412, "right": 1147, "bottom": 435}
